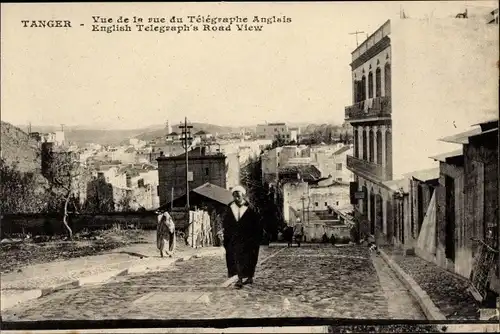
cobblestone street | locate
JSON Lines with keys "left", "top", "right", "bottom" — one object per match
{"left": 2, "top": 245, "right": 426, "bottom": 322}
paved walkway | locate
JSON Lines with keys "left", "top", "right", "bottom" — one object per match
{"left": 1, "top": 231, "right": 216, "bottom": 291}
{"left": 381, "top": 246, "right": 481, "bottom": 320}
{"left": 371, "top": 253, "right": 425, "bottom": 319}
{"left": 2, "top": 245, "right": 427, "bottom": 323}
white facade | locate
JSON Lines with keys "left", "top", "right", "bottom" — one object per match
{"left": 256, "top": 123, "right": 288, "bottom": 139}
{"left": 166, "top": 132, "right": 180, "bottom": 141}
{"left": 96, "top": 167, "right": 128, "bottom": 189}
{"left": 261, "top": 147, "right": 282, "bottom": 183}
{"left": 282, "top": 181, "right": 350, "bottom": 223}
{"left": 346, "top": 9, "right": 498, "bottom": 245}
{"left": 351, "top": 17, "right": 499, "bottom": 180}
{"left": 310, "top": 145, "right": 354, "bottom": 184}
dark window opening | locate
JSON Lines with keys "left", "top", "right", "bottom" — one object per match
{"left": 362, "top": 130, "right": 367, "bottom": 161}
{"left": 369, "top": 130, "right": 375, "bottom": 163}
{"left": 354, "top": 129, "right": 359, "bottom": 157}
{"left": 417, "top": 184, "right": 424, "bottom": 234}
{"left": 361, "top": 76, "right": 367, "bottom": 101}
{"left": 375, "top": 68, "right": 382, "bottom": 97}
{"left": 368, "top": 72, "right": 374, "bottom": 98}
{"left": 384, "top": 63, "right": 391, "bottom": 97}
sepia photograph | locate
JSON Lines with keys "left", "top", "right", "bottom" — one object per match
{"left": 0, "top": 1, "right": 499, "bottom": 333}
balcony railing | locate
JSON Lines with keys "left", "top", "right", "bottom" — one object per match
{"left": 346, "top": 155, "right": 390, "bottom": 182}
{"left": 345, "top": 96, "right": 391, "bottom": 120}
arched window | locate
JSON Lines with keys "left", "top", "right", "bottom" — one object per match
{"left": 362, "top": 129, "right": 367, "bottom": 161}
{"left": 384, "top": 63, "right": 391, "bottom": 97}
{"left": 376, "top": 129, "right": 383, "bottom": 164}
{"left": 354, "top": 80, "right": 363, "bottom": 103}
{"left": 369, "top": 129, "right": 374, "bottom": 162}
{"left": 375, "top": 68, "right": 382, "bottom": 97}
{"left": 353, "top": 79, "right": 357, "bottom": 104}
{"left": 361, "top": 75, "right": 367, "bottom": 101}
{"left": 368, "top": 72, "right": 374, "bottom": 98}
{"left": 353, "top": 128, "right": 359, "bottom": 157}
{"left": 385, "top": 130, "right": 392, "bottom": 178}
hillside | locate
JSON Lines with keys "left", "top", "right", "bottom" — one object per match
{"left": 65, "top": 129, "right": 147, "bottom": 146}
{"left": 0, "top": 121, "right": 41, "bottom": 173}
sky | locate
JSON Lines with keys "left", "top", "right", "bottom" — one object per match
{"left": 1, "top": 1, "right": 497, "bottom": 130}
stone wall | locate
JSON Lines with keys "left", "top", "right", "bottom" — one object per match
{"left": 464, "top": 137, "right": 499, "bottom": 292}
{"left": 304, "top": 221, "right": 351, "bottom": 242}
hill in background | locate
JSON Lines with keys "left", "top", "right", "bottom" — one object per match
{"left": 133, "top": 123, "right": 245, "bottom": 142}
{"left": 25, "top": 125, "right": 146, "bottom": 146}
{"left": 1, "top": 121, "right": 41, "bottom": 173}
{"left": 12, "top": 120, "right": 347, "bottom": 147}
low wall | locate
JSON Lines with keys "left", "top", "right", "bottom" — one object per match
{"left": 0, "top": 212, "right": 160, "bottom": 238}
{"left": 1, "top": 210, "right": 201, "bottom": 239}
{"left": 304, "top": 220, "right": 351, "bottom": 242}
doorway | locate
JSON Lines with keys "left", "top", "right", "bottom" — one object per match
{"left": 445, "top": 175, "right": 456, "bottom": 261}
{"left": 417, "top": 184, "right": 424, "bottom": 234}
{"left": 370, "top": 193, "right": 376, "bottom": 235}
{"left": 375, "top": 194, "right": 383, "bottom": 236}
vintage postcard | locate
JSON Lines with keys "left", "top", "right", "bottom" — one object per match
{"left": 1, "top": 1, "right": 499, "bottom": 333}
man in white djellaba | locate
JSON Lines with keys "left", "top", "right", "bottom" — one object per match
{"left": 156, "top": 211, "right": 176, "bottom": 258}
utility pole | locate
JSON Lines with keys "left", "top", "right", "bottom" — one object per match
{"left": 349, "top": 31, "right": 365, "bottom": 47}
{"left": 300, "top": 195, "right": 306, "bottom": 224}
{"left": 171, "top": 187, "right": 174, "bottom": 211}
{"left": 178, "top": 117, "right": 193, "bottom": 245}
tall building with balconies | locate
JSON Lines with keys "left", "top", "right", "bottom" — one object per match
{"left": 346, "top": 14, "right": 498, "bottom": 247}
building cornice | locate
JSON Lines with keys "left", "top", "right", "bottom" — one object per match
{"left": 157, "top": 154, "right": 226, "bottom": 162}
{"left": 350, "top": 36, "right": 391, "bottom": 70}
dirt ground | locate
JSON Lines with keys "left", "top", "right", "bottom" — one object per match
{"left": 0, "top": 228, "right": 153, "bottom": 274}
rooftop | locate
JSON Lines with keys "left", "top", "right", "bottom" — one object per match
{"left": 439, "top": 117, "right": 499, "bottom": 145}
{"left": 471, "top": 117, "right": 499, "bottom": 127}
{"left": 118, "top": 166, "right": 140, "bottom": 177}
{"left": 192, "top": 183, "right": 234, "bottom": 205}
{"left": 382, "top": 178, "right": 410, "bottom": 193}
{"left": 439, "top": 128, "right": 482, "bottom": 144}
{"left": 159, "top": 183, "right": 233, "bottom": 209}
{"left": 430, "top": 149, "right": 464, "bottom": 163}
{"left": 403, "top": 167, "right": 440, "bottom": 182}
{"left": 195, "top": 130, "right": 209, "bottom": 135}
{"left": 157, "top": 148, "right": 226, "bottom": 161}
{"left": 279, "top": 165, "right": 322, "bottom": 182}
{"left": 99, "top": 165, "right": 118, "bottom": 171}
{"left": 333, "top": 145, "right": 352, "bottom": 156}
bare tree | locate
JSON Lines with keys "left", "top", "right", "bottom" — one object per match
{"left": 45, "top": 149, "right": 89, "bottom": 240}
